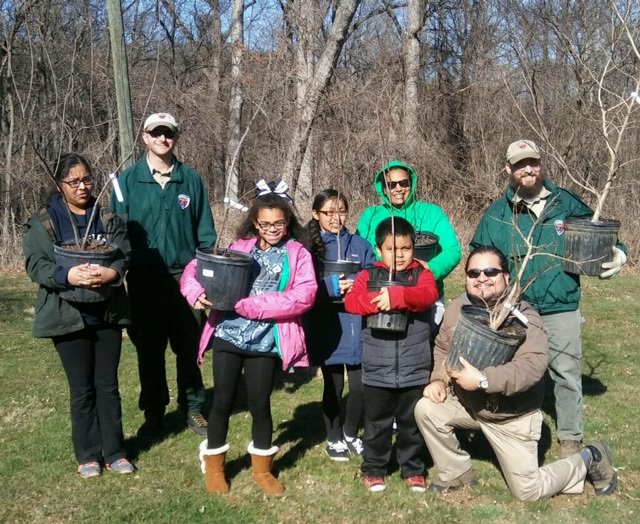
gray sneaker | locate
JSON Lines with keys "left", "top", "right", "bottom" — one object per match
{"left": 585, "top": 442, "right": 618, "bottom": 496}
{"left": 77, "top": 461, "right": 101, "bottom": 479}
{"left": 107, "top": 458, "right": 135, "bottom": 474}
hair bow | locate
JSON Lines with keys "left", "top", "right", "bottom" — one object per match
{"left": 256, "top": 179, "right": 292, "bottom": 202}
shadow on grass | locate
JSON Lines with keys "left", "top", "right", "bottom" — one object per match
{"left": 222, "top": 401, "right": 325, "bottom": 482}
{"left": 273, "top": 400, "right": 325, "bottom": 472}
{"left": 124, "top": 410, "right": 189, "bottom": 462}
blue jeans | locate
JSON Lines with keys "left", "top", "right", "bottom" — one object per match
{"left": 542, "top": 310, "right": 583, "bottom": 442}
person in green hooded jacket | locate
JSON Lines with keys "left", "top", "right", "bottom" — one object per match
{"left": 355, "top": 161, "right": 461, "bottom": 328}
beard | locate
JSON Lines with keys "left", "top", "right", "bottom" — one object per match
{"left": 509, "top": 176, "right": 544, "bottom": 200}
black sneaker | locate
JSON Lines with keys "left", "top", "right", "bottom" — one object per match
{"left": 187, "top": 412, "right": 208, "bottom": 437}
{"left": 344, "top": 435, "right": 364, "bottom": 456}
{"left": 325, "top": 440, "right": 350, "bottom": 461}
{"left": 585, "top": 442, "right": 618, "bottom": 496}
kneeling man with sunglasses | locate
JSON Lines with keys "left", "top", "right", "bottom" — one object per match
{"left": 413, "top": 245, "right": 618, "bottom": 500}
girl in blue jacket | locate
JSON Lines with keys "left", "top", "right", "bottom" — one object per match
{"left": 306, "top": 189, "right": 375, "bottom": 461}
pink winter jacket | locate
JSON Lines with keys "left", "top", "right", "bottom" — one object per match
{"left": 180, "top": 237, "right": 317, "bottom": 371}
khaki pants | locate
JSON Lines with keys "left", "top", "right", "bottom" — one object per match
{"left": 414, "top": 395, "right": 587, "bottom": 501}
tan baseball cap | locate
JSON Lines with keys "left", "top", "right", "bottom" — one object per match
{"left": 144, "top": 113, "right": 178, "bottom": 132}
{"left": 506, "top": 140, "right": 540, "bottom": 164}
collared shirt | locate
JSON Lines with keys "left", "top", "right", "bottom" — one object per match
{"left": 514, "top": 187, "right": 552, "bottom": 217}
{"left": 146, "top": 156, "right": 174, "bottom": 189}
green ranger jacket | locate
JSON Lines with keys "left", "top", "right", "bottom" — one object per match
{"left": 111, "top": 156, "right": 216, "bottom": 274}
{"left": 355, "top": 160, "right": 461, "bottom": 296}
{"left": 470, "top": 178, "right": 625, "bottom": 315}
{"left": 23, "top": 207, "right": 130, "bottom": 338}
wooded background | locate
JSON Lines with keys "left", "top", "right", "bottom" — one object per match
{"left": 2, "top": 0, "right": 639, "bottom": 266}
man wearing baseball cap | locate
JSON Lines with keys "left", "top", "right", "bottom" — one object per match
{"left": 469, "top": 139, "right": 627, "bottom": 459}
{"left": 112, "top": 113, "right": 216, "bottom": 439}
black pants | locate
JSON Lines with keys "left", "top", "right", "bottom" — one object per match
{"left": 54, "top": 326, "right": 125, "bottom": 465}
{"left": 207, "top": 349, "right": 278, "bottom": 449}
{"left": 127, "top": 272, "right": 205, "bottom": 415}
{"left": 321, "top": 364, "right": 364, "bottom": 442}
{"left": 361, "top": 384, "right": 425, "bottom": 478}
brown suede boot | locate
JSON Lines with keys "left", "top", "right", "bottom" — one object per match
{"left": 248, "top": 443, "right": 285, "bottom": 496}
{"left": 199, "top": 440, "right": 230, "bottom": 493}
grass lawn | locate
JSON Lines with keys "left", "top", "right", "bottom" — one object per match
{"left": 0, "top": 270, "right": 638, "bottom": 523}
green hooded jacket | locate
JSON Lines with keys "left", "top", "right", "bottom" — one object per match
{"left": 355, "top": 160, "right": 461, "bottom": 296}
{"left": 470, "top": 178, "right": 625, "bottom": 315}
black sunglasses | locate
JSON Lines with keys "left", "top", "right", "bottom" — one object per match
{"left": 146, "top": 127, "right": 176, "bottom": 139}
{"left": 466, "top": 267, "right": 503, "bottom": 278}
{"left": 386, "top": 179, "right": 411, "bottom": 189}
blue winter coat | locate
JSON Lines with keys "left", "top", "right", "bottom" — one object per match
{"left": 306, "top": 228, "right": 375, "bottom": 366}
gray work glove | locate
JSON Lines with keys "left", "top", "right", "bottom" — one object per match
{"left": 600, "top": 246, "right": 627, "bottom": 279}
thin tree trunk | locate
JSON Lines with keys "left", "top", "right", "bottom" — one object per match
{"left": 403, "top": 0, "right": 425, "bottom": 141}
{"left": 225, "top": 0, "right": 244, "bottom": 202}
{"left": 282, "top": 0, "right": 361, "bottom": 205}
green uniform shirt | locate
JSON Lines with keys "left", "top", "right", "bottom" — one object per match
{"left": 111, "top": 156, "right": 216, "bottom": 274}
{"left": 470, "top": 179, "right": 621, "bottom": 315}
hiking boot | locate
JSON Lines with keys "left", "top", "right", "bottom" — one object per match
{"left": 428, "top": 468, "right": 478, "bottom": 494}
{"left": 405, "top": 475, "right": 427, "bottom": 493}
{"left": 363, "top": 475, "right": 386, "bottom": 492}
{"left": 585, "top": 442, "right": 618, "bottom": 496}
{"left": 344, "top": 435, "right": 364, "bottom": 456}
{"left": 325, "top": 440, "right": 350, "bottom": 462}
{"left": 558, "top": 440, "right": 581, "bottom": 459}
{"left": 77, "top": 461, "right": 101, "bottom": 479}
{"left": 107, "top": 458, "right": 135, "bottom": 474}
{"left": 187, "top": 412, "right": 208, "bottom": 437}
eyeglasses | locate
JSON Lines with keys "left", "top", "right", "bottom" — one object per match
{"left": 385, "top": 179, "right": 411, "bottom": 190}
{"left": 60, "top": 176, "right": 94, "bottom": 189}
{"left": 318, "top": 210, "right": 348, "bottom": 218}
{"left": 256, "top": 220, "right": 287, "bottom": 231}
{"left": 466, "top": 267, "right": 503, "bottom": 279}
{"left": 146, "top": 127, "right": 177, "bottom": 139}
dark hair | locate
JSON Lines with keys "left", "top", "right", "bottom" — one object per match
{"left": 306, "top": 189, "right": 349, "bottom": 259}
{"left": 54, "top": 153, "right": 92, "bottom": 183}
{"left": 374, "top": 216, "right": 415, "bottom": 247}
{"left": 237, "top": 192, "right": 310, "bottom": 248}
{"left": 466, "top": 245, "right": 509, "bottom": 273}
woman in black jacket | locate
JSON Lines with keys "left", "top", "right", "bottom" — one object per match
{"left": 23, "top": 153, "right": 133, "bottom": 478}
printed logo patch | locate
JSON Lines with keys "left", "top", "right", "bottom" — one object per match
{"left": 554, "top": 219, "right": 565, "bottom": 236}
{"left": 178, "top": 194, "right": 191, "bottom": 209}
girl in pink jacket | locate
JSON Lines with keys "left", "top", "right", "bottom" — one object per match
{"left": 180, "top": 191, "right": 317, "bottom": 496}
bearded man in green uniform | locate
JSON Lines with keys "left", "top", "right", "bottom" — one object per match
{"left": 112, "top": 113, "right": 216, "bottom": 438}
{"left": 470, "top": 140, "right": 627, "bottom": 458}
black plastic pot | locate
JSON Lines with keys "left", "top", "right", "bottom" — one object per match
{"left": 53, "top": 241, "right": 117, "bottom": 303}
{"left": 445, "top": 305, "right": 526, "bottom": 371}
{"left": 196, "top": 248, "right": 253, "bottom": 311}
{"left": 366, "top": 279, "right": 411, "bottom": 333}
{"left": 317, "top": 259, "right": 361, "bottom": 279}
{"left": 414, "top": 232, "right": 440, "bottom": 262}
{"left": 562, "top": 217, "right": 621, "bottom": 276}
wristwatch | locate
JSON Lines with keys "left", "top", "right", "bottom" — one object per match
{"left": 479, "top": 372, "right": 489, "bottom": 390}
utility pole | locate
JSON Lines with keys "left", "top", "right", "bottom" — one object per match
{"left": 106, "top": 0, "right": 136, "bottom": 168}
